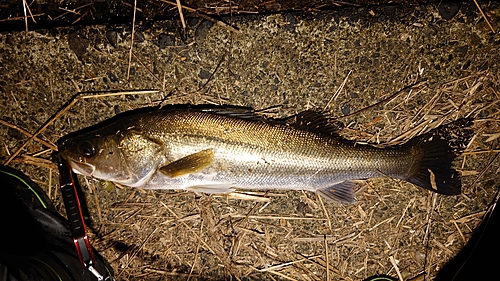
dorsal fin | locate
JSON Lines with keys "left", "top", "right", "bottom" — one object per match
{"left": 193, "top": 105, "right": 342, "bottom": 135}
{"left": 281, "top": 110, "right": 343, "bottom": 136}
{"left": 197, "top": 105, "right": 266, "bottom": 121}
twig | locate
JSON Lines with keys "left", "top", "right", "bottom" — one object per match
{"left": 317, "top": 193, "right": 332, "bottom": 232}
{"left": 325, "top": 236, "right": 330, "bottom": 281}
{"left": 423, "top": 193, "right": 438, "bottom": 280}
{"left": 466, "top": 152, "right": 499, "bottom": 191}
{"left": 71, "top": 10, "right": 89, "bottom": 25}
{"left": 195, "top": 51, "right": 227, "bottom": 93}
{"left": 3, "top": 90, "right": 158, "bottom": 165}
{"left": 396, "top": 198, "right": 414, "bottom": 228}
{"left": 296, "top": 253, "right": 345, "bottom": 279}
{"left": 462, "top": 149, "right": 500, "bottom": 155}
{"left": 0, "top": 13, "right": 44, "bottom": 23}
{"left": 25, "top": 1, "right": 36, "bottom": 22}
{"left": 117, "top": 227, "right": 157, "bottom": 278}
{"left": 368, "top": 216, "right": 395, "bottom": 231}
{"left": 187, "top": 220, "right": 203, "bottom": 281}
{"left": 4, "top": 98, "right": 78, "bottom": 165}
{"left": 12, "top": 155, "right": 57, "bottom": 169}
{"left": 22, "top": 0, "right": 28, "bottom": 34}
{"left": 127, "top": 0, "right": 138, "bottom": 80}
{"left": 0, "top": 119, "right": 57, "bottom": 150}
{"left": 160, "top": 0, "right": 240, "bottom": 33}
{"left": 335, "top": 81, "right": 427, "bottom": 120}
{"left": 159, "top": 202, "right": 221, "bottom": 263}
{"left": 451, "top": 219, "right": 466, "bottom": 244}
{"left": 160, "top": 0, "right": 196, "bottom": 12}
{"left": 423, "top": 193, "right": 437, "bottom": 245}
{"left": 389, "top": 255, "right": 403, "bottom": 281}
{"left": 175, "top": 0, "right": 186, "bottom": 30}
{"left": 195, "top": 12, "right": 240, "bottom": 33}
{"left": 323, "top": 70, "right": 351, "bottom": 111}
{"left": 59, "top": 7, "right": 81, "bottom": 15}
{"left": 144, "top": 268, "right": 201, "bottom": 277}
{"left": 266, "top": 270, "right": 298, "bottom": 281}
{"left": 472, "top": 0, "right": 496, "bottom": 33}
{"left": 131, "top": 52, "right": 161, "bottom": 83}
{"left": 259, "top": 255, "right": 321, "bottom": 272}
{"left": 223, "top": 214, "right": 327, "bottom": 221}
{"left": 51, "top": 3, "right": 93, "bottom": 21}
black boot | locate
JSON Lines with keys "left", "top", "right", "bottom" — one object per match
{"left": 0, "top": 165, "right": 114, "bottom": 281}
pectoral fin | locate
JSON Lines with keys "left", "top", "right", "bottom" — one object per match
{"left": 316, "top": 181, "right": 356, "bottom": 204}
{"left": 159, "top": 149, "right": 214, "bottom": 178}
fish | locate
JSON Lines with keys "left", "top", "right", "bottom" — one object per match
{"left": 58, "top": 105, "right": 472, "bottom": 203}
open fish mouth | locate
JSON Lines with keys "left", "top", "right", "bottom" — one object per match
{"left": 67, "top": 160, "right": 95, "bottom": 177}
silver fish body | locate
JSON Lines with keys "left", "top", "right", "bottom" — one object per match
{"left": 58, "top": 106, "right": 469, "bottom": 203}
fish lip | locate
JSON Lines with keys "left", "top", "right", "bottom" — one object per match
{"left": 67, "top": 159, "right": 95, "bottom": 177}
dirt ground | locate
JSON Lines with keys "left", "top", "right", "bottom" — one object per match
{"left": 1, "top": 1, "right": 500, "bottom": 280}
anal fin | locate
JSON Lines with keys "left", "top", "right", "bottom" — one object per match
{"left": 316, "top": 181, "right": 356, "bottom": 204}
{"left": 159, "top": 149, "right": 214, "bottom": 178}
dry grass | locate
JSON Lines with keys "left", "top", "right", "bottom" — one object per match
{"left": 1, "top": 67, "right": 499, "bottom": 280}
{"left": 1, "top": 4, "right": 499, "bottom": 280}
{"left": 6, "top": 72, "right": 493, "bottom": 281}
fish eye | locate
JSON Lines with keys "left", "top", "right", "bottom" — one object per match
{"left": 79, "top": 141, "right": 95, "bottom": 158}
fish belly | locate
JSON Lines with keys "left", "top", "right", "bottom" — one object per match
{"left": 140, "top": 145, "right": 393, "bottom": 193}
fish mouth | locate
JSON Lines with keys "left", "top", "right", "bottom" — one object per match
{"left": 67, "top": 160, "right": 95, "bottom": 177}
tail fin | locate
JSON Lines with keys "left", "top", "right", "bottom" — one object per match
{"left": 404, "top": 118, "right": 473, "bottom": 195}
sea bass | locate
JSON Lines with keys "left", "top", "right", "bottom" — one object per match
{"left": 58, "top": 105, "right": 471, "bottom": 203}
